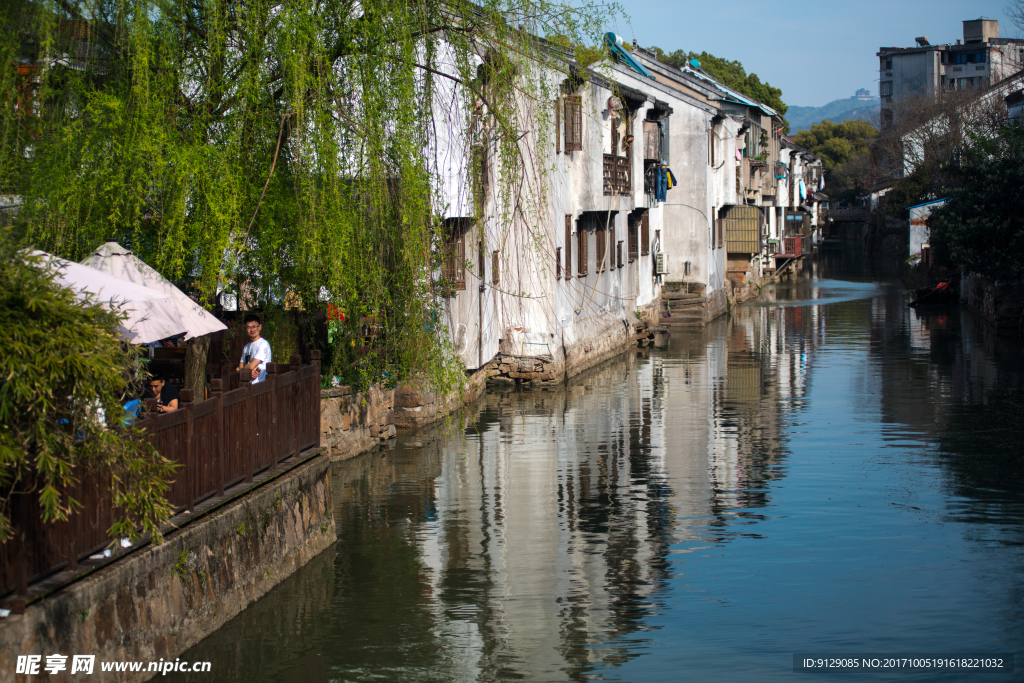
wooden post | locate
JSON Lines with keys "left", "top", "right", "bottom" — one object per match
{"left": 211, "top": 379, "right": 226, "bottom": 496}
{"left": 180, "top": 389, "right": 196, "bottom": 509}
{"left": 309, "top": 350, "right": 321, "bottom": 448}
{"left": 240, "top": 368, "right": 253, "bottom": 482}
{"left": 267, "top": 363, "right": 280, "bottom": 462}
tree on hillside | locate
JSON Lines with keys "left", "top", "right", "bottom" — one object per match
{"left": 792, "top": 119, "right": 878, "bottom": 193}
{"left": 647, "top": 47, "right": 787, "bottom": 128}
{"left": 793, "top": 120, "right": 878, "bottom": 170}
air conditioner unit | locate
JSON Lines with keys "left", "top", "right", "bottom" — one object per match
{"left": 654, "top": 252, "right": 669, "bottom": 275}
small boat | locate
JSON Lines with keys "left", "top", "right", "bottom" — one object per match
{"left": 908, "top": 281, "right": 956, "bottom": 307}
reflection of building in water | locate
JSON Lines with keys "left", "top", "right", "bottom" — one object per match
{"left": 694, "top": 297, "right": 825, "bottom": 521}
{"left": 406, "top": 354, "right": 677, "bottom": 681}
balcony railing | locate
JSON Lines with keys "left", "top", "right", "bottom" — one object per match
{"left": 777, "top": 236, "right": 803, "bottom": 258}
{"left": 603, "top": 154, "right": 630, "bottom": 196}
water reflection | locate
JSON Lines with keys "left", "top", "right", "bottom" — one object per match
{"left": 180, "top": 258, "right": 1024, "bottom": 682}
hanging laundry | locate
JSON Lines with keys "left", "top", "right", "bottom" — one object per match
{"left": 665, "top": 167, "right": 677, "bottom": 189}
{"left": 798, "top": 178, "right": 806, "bottom": 201}
{"left": 735, "top": 147, "right": 742, "bottom": 161}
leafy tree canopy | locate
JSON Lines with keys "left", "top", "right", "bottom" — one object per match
{"left": 929, "top": 126, "right": 1024, "bottom": 281}
{"left": 793, "top": 119, "right": 878, "bottom": 171}
{"left": 0, "top": 231, "right": 176, "bottom": 543}
{"left": 647, "top": 47, "right": 787, "bottom": 123}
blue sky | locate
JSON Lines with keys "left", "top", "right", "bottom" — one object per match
{"left": 606, "top": 0, "right": 1016, "bottom": 107}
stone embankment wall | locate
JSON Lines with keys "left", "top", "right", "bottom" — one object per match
{"left": 319, "top": 370, "right": 487, "bottom": 460}
{"left": 0, "top": 457, "right": 335, "bottom": 683}
{"left": 481, "top": 319, "right": 637, "bottom": 388}
{"left": 961, "top": 273, "right": 1024, "bottom": 332}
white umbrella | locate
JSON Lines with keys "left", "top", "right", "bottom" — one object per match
{"left": 32, "top": 251, "right": 186, "bottom": 344}
{"left": 80, "top": 242, "right": 227, "bottom": 341}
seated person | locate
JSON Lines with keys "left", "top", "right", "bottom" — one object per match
{"left": 142, "top": 375, "right": 180, "bottom": 413}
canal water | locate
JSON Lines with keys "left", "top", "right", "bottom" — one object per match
{"left": 181, "top": 255, "right": 1024, "bottom": 682}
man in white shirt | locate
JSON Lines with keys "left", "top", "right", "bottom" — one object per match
{"left": 239, "top": 314, "right": 272, "bottom": 383}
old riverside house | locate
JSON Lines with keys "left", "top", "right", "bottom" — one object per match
{"left": 435, "top": 34, "right": 826, "bottom": 386}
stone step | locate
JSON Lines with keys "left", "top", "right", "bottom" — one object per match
{"left": 661, "top": 298, "right": 705, "bottom": 308}
{"left": 662, "top": 292, "right": 702, "bottom": 301}
{"left": 661, "top": 313, "right": 703, "bottom": 322}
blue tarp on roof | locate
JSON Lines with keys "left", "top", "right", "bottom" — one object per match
{"left": 906, "top": 198, "right": 951, "bottom": 210}
{"left": 680, "top": 67, "right": 777, "bottom": 117}
{"left": 604, "top": 33, "right": 654, "bottom": 80}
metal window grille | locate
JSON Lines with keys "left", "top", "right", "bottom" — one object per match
{"left": 556, "top": 247, "right": 562, "bottom": 280}
{"left": 640, "top": 211, "right": 650, "bottom": 256}
{"left": 564, "top": 215, "right": 572, "bottom": 279}
{"left": 564, "top": 96, "right": 582, "bottom": 152}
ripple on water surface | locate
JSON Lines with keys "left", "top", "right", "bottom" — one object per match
{"left": 178, "top": 263, "right": 1024, "bottom": 682}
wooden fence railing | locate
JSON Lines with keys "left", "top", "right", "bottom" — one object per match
{"left": 0, "top": 353, "right": 322, "bottom": 602}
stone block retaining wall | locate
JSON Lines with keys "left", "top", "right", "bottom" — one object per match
{"left": 961, "top": 273, "right": 1024, "bottom": 332}
{"left": 0, "top": 456, "right": 335, "bottom": 683}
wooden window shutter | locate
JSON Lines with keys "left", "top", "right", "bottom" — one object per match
{"left": 556, "top": 247, "right": 562, "bottom": 280}
{"left": 555, "top": 98, "right": 561, "bottom": 153}
{"left": 491, "top": 251, "right": 499, "bottom": 286}
{"left": 617, "top": 240, "right": 623, "bottom": 269}
{"left": 478, "top": 239, "right": 485, "bottom": 287}
{"left": 564, "top": 96, "right": 582, "bottom": 152}
{"left": 628, "top": 213, "right": 638, "bottom": 261}
{"left": 564, "top": 214, "right": 572, "bottom": 279}
{"left": 577, "top": 217, "right": 588, "bottom": 276}
{"left": 443, "top": 219, "right": 467, "bottom": 291}
{"left": 717, "top": 217, "right": 724, "bottom": 249}
{"left": 596, "top": 219, "right": 606, "bottom": 272}
{"left": 640, "top": 211, "right": 650, "bottom": 256}
{"left": 643, "top": 121, "right": 660, "bottom": 160}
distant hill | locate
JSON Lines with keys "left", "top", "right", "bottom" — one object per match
{"left": 786, "top": 96, "right": 880, "bottom": 133}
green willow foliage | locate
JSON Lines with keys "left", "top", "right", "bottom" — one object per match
{"left": 0, "top": 233, "right": 176, "bottom": 543}
{"left": 1, "top": 0, "right": 615, "bottom": 390}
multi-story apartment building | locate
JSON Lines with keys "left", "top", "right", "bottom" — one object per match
{"left": 878, "top": 18, "right": 1024, "bottom": 128}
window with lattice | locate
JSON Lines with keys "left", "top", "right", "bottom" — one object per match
{"left": 628, "top": 211, "right": 640, "bottom": 261}
{"left": 564, "top": 215, "right": 573, "bottom": 279}
{"left": 564, "top": 96, "right": 582, "bottom": 152}
{"left": 596, "top": 217, "right": 607, "bottom": 272}
{"left": 640, "top": 211, "right": 650, "bottom": 256}
{"left": 577, "top": 217, "right": 588, "bottom": 276}
{"left": 442, "top": 218, "right": 468, "bottom": 292}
